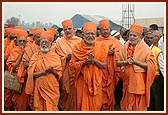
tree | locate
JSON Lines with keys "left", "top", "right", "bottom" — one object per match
{"left": 6, "top": 16, "right": 19, "bottom": 26}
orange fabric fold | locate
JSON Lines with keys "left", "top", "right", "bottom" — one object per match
{"left": 25, "top": 51, "right": 62, "bottom": 111}
{"left": 99, "top": 19, "right": 110, "bottom": 28}
{"left": 29, "top": 28, "right": 35, "bottom": 35}
{"left": 5, "top": 45, "right": 30, "bottom": 110}
{"left": 4, "top": 38, "right": 12, "bottom": 52}
{"left": 69, "top": 40, "right": 107, "bottom": 110}
{"left": 54, "top": 36, "right": 82, "bottom": 92}
{"left": 41, "top": 31, "right": 54, "bottom": 42}
{"left": 6, "top": 45, "right": 29, "bottom": 83}
{"left": 4, "top": 40, "right": 17, "bottom": 57}
{"left": 27, "top": 37, "right": 34, "bottom": 44}
{"left": 96, "top": 35, "right": 122, "bottom": 110}
{"left": 48, "top": 27, "right": 55, "bottom": 35}
{"left": 14, "top": 26, "right": 23, "bottom": 30}
{"left": 130, "top": 24, "right": 143, "bottom": 35}
{"left": 17, "top": 29, "right": 28, "bottom": 39}
{"left": 4, "top": 28, "right": 13, "bottom": 34}
{"left": 83, "top": 22, "right": 97, "bottom": 32}
{"left": 54, "top": 36, "right": 82, "bottom": 110}
{"left": 22, "top": 42, "right": 40, "bottom": 62}
{"left": 62, "top": 19, "right": 73, "bottom": 28}
{"left": 118, "top": 40, "right": 156, "bottom": 110}
{"left": 33, "top": 27, "right": 45, "bottom": 36}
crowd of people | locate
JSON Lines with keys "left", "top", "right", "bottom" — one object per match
{"left": 3, "top": 19, "right": 164, "bottom": 111}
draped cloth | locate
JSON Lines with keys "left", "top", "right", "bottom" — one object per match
{"left": 4, "top": 38, "right": 12, "bottom": 53}
{"left": 5, "top": 45, "right": 29, "bottom": 110}
{"left": 22, "top": 42, "right": 40, "bottom": 62}
{"left": 4, "top": 40, "right": 17, "bottom": 57}
{"left": 22, "top": 41, "right": 40, "bottom": 110}
{"left": 25, "top": 50, "right": 62, "bottom": 111}
{"left": 118, "top": 40, "right": 156, "bottom": 111}
{"left": 53, "top": 36, "right": 81, "bottom": 110}
{"left": 96, "top": 36, "right": 122, "bottom": 110}
{"left": 70, "top": 40, "right": 107, "bottom": 110}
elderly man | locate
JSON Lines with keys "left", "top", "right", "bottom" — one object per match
{"left": 4, "top": 29, "right": 22, "bottom": 66}
{"left": 53, "top": 19, "right": 82, "bottom": 110}
{"left": 116, "top": 24, "right": 156, "bottom": 111}
{"left": 23, "top": 28, "right": 45, "bottom": 69}
{"left": 69, "top": 22, "right": 107, "bottom": 111}
{"left": 4, "top": 28, "right": 14, "bottom": 52}
{"left": 6, "top": 29, "right": 29, "bottom": 111}
{"left": 22, "top": 27, "right": 45, "bottom": 110}
{"left": 25, "top": 31, "right": 62, "bottom": 111}
{"left": 144, "top": 31, "right": 164, "bottom": 111}
{"left": 96, "top": 19, "right": 122, "bottom": 111}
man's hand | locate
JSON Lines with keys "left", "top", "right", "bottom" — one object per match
{"left": 108, "top": 48, "right": 115, "bottom": 55}
{"left": 88, "top": 52, "right": 94, "bottom": 59}
{"left": 45, "top": 66, "right": 54, "bottom": 73}
{"left": 66, "top": 53, "right": 72, "bottom": 61}
{"left": 108, "top": 44, "right": 115, "bottom": 55}
{"left": 127, "top": 57, "right": 134, "bottom": 64}
{"left": 82, "top": 59, "right": 92, "bottom": 66}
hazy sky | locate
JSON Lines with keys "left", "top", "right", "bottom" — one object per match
{"left": 3, "top": 2, "right": 165, "bottom": 26}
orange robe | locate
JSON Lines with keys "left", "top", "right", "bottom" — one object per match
{"left": 4, "top": 40, "right": 17, "bottom": 57}
{"left": 96, "top": 36, "right": 122, "bottom": 110}
{"left": 22, "top": 41, "right": 40, "bottom": 62}
{"left": 53, "top": 36, "right": 82, "bottom": 110}
{"left": 6, "top": 45, "right": 29, "bottom": 111}
{"left": 118, "top": 40, "right": 156, "bottom": 111}
{"left": 22, "top": 41, "right": 40, "bottom": 110}
{"left": 25, "top": 50, "right": 62, "bottom": 111}
{"left": 4, "top": 40, "right": 18, "bottom": 108}
{"left": 27, "top": 37, "right": 34, "bottom": 44}
{"left": 69, "top": 40, "right": 107, "bottom": 111}
{"left": 4, "top": 38, "right": 12, "bottom": 53}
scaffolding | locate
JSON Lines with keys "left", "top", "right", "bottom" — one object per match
{"left": 122, "top": 4, "right": 135, "bottom": 29}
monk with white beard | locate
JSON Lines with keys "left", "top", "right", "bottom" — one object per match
{"left": 70, "top": 22, "right": 108, "bottom": 110}
{"left": 25, "top": 31, "right": 62, "bottom": 111}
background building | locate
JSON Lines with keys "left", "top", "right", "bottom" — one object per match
{"left": 71, "top": 14, "right": 122, "bottom": 31}
{"left": 135, "top": 17, "right": 164, "bottom": 34}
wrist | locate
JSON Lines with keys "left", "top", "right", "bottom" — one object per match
{"left": 93, "top": 58, "right": 97, "bottom": 64}
{"left": 123, "top": 61, "right": 128, "bottom": 65}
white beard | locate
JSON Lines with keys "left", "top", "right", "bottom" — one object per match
{"left": 84, "top": 38, "right": 95, "bottom": 46}
{"left": 41, "top": 47, "right": 50, "bottom": 53}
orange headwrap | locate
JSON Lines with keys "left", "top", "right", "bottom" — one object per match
{"left": 130, "top": 24, "right": 143, "bottom": 35}
{"left": 33, "top": 28, "right": 45, "bottom": 36}
{"left": 99, "top": 19, "right": 110, "bottom": 28}
{"left": 47, "top": 28, "right": 56, "bottom": 35}
{"left": 40, "top": 31, "right": 54, "bottom": 42}
{"left": 12, "top": 29, "right": 21, "bottom": 36}
{"left": 29, "top": 28, "right": 35, "bottom": 35}
{"left": 83, "top": 22, "right": 97, "bottom": 33}
{"left": 14, "top": 26, "right": 23, "bottom": 30}
{"left": 17, "top": 30, "right": 28, "bottom": 39}
{"left": 62, "top": 19, "right": 73, "bottom": 28}
{"left": 4, "top": 28, "right": 13, "bottom": 34}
